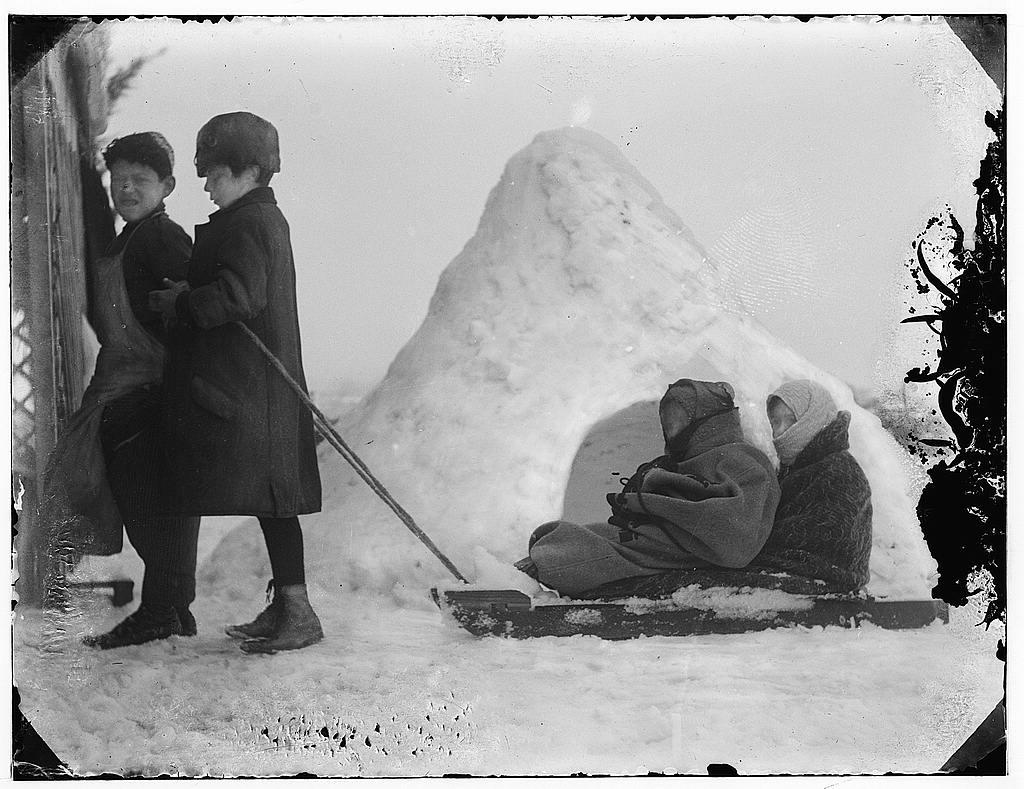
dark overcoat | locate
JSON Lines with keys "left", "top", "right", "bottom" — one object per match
{"left": 750, "top": 411, "right": 872, "bottom": 591}
{"left": 163, "top": 187, "right": 322, "bottom": 517}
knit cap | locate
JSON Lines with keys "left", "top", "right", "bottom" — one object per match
{"left": 770, "top": 380, "right": 838, "bottom": 466}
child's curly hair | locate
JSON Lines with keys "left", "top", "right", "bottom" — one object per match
{"left": 102, "top": 132, "right": 175, "bottom": 180}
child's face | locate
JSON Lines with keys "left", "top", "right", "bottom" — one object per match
{"left": 108, "top": 161, "right": 174, "bottom": 223}
{"left": 203, "top": 165, "right": 259, "bottom": 210}
{"left": 659, "top": 399, "right": 692, "bottom": 448}
{"left": 767, "top": 397, "right": 798, "bottom": 439}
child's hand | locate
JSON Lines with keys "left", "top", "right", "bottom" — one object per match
{"left": 148, "top": 278, "right": 190, "bottom": 319}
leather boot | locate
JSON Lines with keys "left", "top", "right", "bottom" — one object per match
{"left": 176, "top": 607, "right": 198, "bottom": 637}
{"left": 82, "top": 604, "right": 183, "bottom": 649}
{"left": 240, "top": 584, "right": 323, "bottom": 654}
{"left": 225, "top": 580, "right": 281, "bottom": 640}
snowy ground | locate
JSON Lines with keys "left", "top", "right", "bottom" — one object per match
{"left": 14, "top": 420, "right": 1004, "bottom": 777}
{"left": 13, "top": 577, "right": 1004, "bottom": 777}
{"left": 13, "top": 404, "right": 1003, "bottom": 776}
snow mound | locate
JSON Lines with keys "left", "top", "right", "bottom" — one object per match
{"left": 202, "top": 127, "right": 936, "bottom": 602}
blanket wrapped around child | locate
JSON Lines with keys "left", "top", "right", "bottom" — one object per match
{"left": 524, "top": 380, "right": 781, "bottom": 597}
{"left": 749, "top": 408, "right": 873, "bottom": 591}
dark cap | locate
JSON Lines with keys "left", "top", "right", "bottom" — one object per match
{"left": 194, "top": 112, "right": 281, "bottom": 177}
{"left": 103, "top": 132, "right": 175, "bottom": 180}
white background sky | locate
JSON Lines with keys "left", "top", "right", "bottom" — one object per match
{"left": 99, "top": 14, "right": 1000, "bottom": 397}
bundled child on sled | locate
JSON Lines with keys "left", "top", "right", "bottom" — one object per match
{"left": 516, "top": 378, "right": 872, "bottom": 598}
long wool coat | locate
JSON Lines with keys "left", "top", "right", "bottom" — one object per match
{"left": 750, "top": 411, "right": 872, "bottom": 591}
{"left": 528, "top": 402, "right": 781, "bottom": 597}
{"left": 163, "top": 187, "right": 322, "bottom": 517}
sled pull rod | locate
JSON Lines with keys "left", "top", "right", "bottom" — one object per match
{"left": 235, "top": 322, "right": 470, "bottom": 584}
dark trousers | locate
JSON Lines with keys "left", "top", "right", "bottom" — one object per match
{"left": 259, "top": 516, "right": 305, "bottom": 586}
{"left": 123, "top": 515, "right": 201, "bottom": 610}
{"left": 102, "top": 386, "right": 202, "bottom": 611}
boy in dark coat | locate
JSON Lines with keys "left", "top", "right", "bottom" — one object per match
{"left": 150, "top": 112, "right": 323, "bottom": 653}
{"left": 750, "top": 380, "right": 873, "bottom": 591}
{"left": 80, "top": 133, "right": 202, "bottom": 649}
{"left": 517, "top": 380, "right": 781, "bottom": 597}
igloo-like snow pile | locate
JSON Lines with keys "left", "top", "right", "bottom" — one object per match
{"left": 204, "top": 127, "right": 936, "bottom": 602}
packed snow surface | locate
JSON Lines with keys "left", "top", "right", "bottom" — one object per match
{"left": 16, "top": 128, "right": 993, "bottom": 776}
{"left": 14, "top": 587, "right": 1004, "bottom": 776}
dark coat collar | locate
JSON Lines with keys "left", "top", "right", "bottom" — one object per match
{"left": 123, "top": 203, "right": 167, "bottom": 230}
{"left": 791, "top": 411, "right": 852, "bottom": 469}
{"left": 207, "top": 186, "right": 276, "bottom": 221}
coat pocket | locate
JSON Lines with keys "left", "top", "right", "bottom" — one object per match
{"left": 189, "top": 375, "right": 238, "bottom": 421}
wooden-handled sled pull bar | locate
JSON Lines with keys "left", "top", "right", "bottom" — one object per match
{"left": 235, "top": 322, "right": 470, "bottom": 584}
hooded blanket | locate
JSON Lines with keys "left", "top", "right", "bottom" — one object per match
{"left": 526, "top": 380, "right": 781, "bottom": 597}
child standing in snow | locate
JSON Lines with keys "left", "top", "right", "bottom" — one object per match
{"left": 749, "top": 380, "right": 873, "bottom": 590}
{"left": 149, "top": 112, "right": 323, "bottom": 653}
{"left": 57, "top": 133, "right": 202, "bottom": 649}
{"left": 517, "top": 379, "right": 781, "bottom": 597}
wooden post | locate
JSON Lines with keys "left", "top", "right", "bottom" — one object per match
{"left": 14, "top": 65, "right": 57, "bottom": 607}
{"left": 12, "top": 44, "right": 92, "bottom": 607}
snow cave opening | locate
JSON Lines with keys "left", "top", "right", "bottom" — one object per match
{"left": 561, "top": 400, "right": 662, "bottom": 525}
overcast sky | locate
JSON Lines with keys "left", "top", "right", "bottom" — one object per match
{"left": 100, "top": 15, "right": 999, "bottom": 396}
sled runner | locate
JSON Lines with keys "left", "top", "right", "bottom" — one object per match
{"left": 431, "top": 568, "right": 949, "bottom": 640}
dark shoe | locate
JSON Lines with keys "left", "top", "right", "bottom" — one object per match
{"left": 240, "top": 584, "right": 323, "bottom": 654}
{"left": 225, "top": 580, "right": 281, "bottom": 640}
{"left": 176, "top": 607, "right": 198, "bottom": 637}
{"left": 82, "top": 605, "right": 183, "bottom": 649}
{"left": 514, "top": 556, "right": 540, "bottom": 580}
